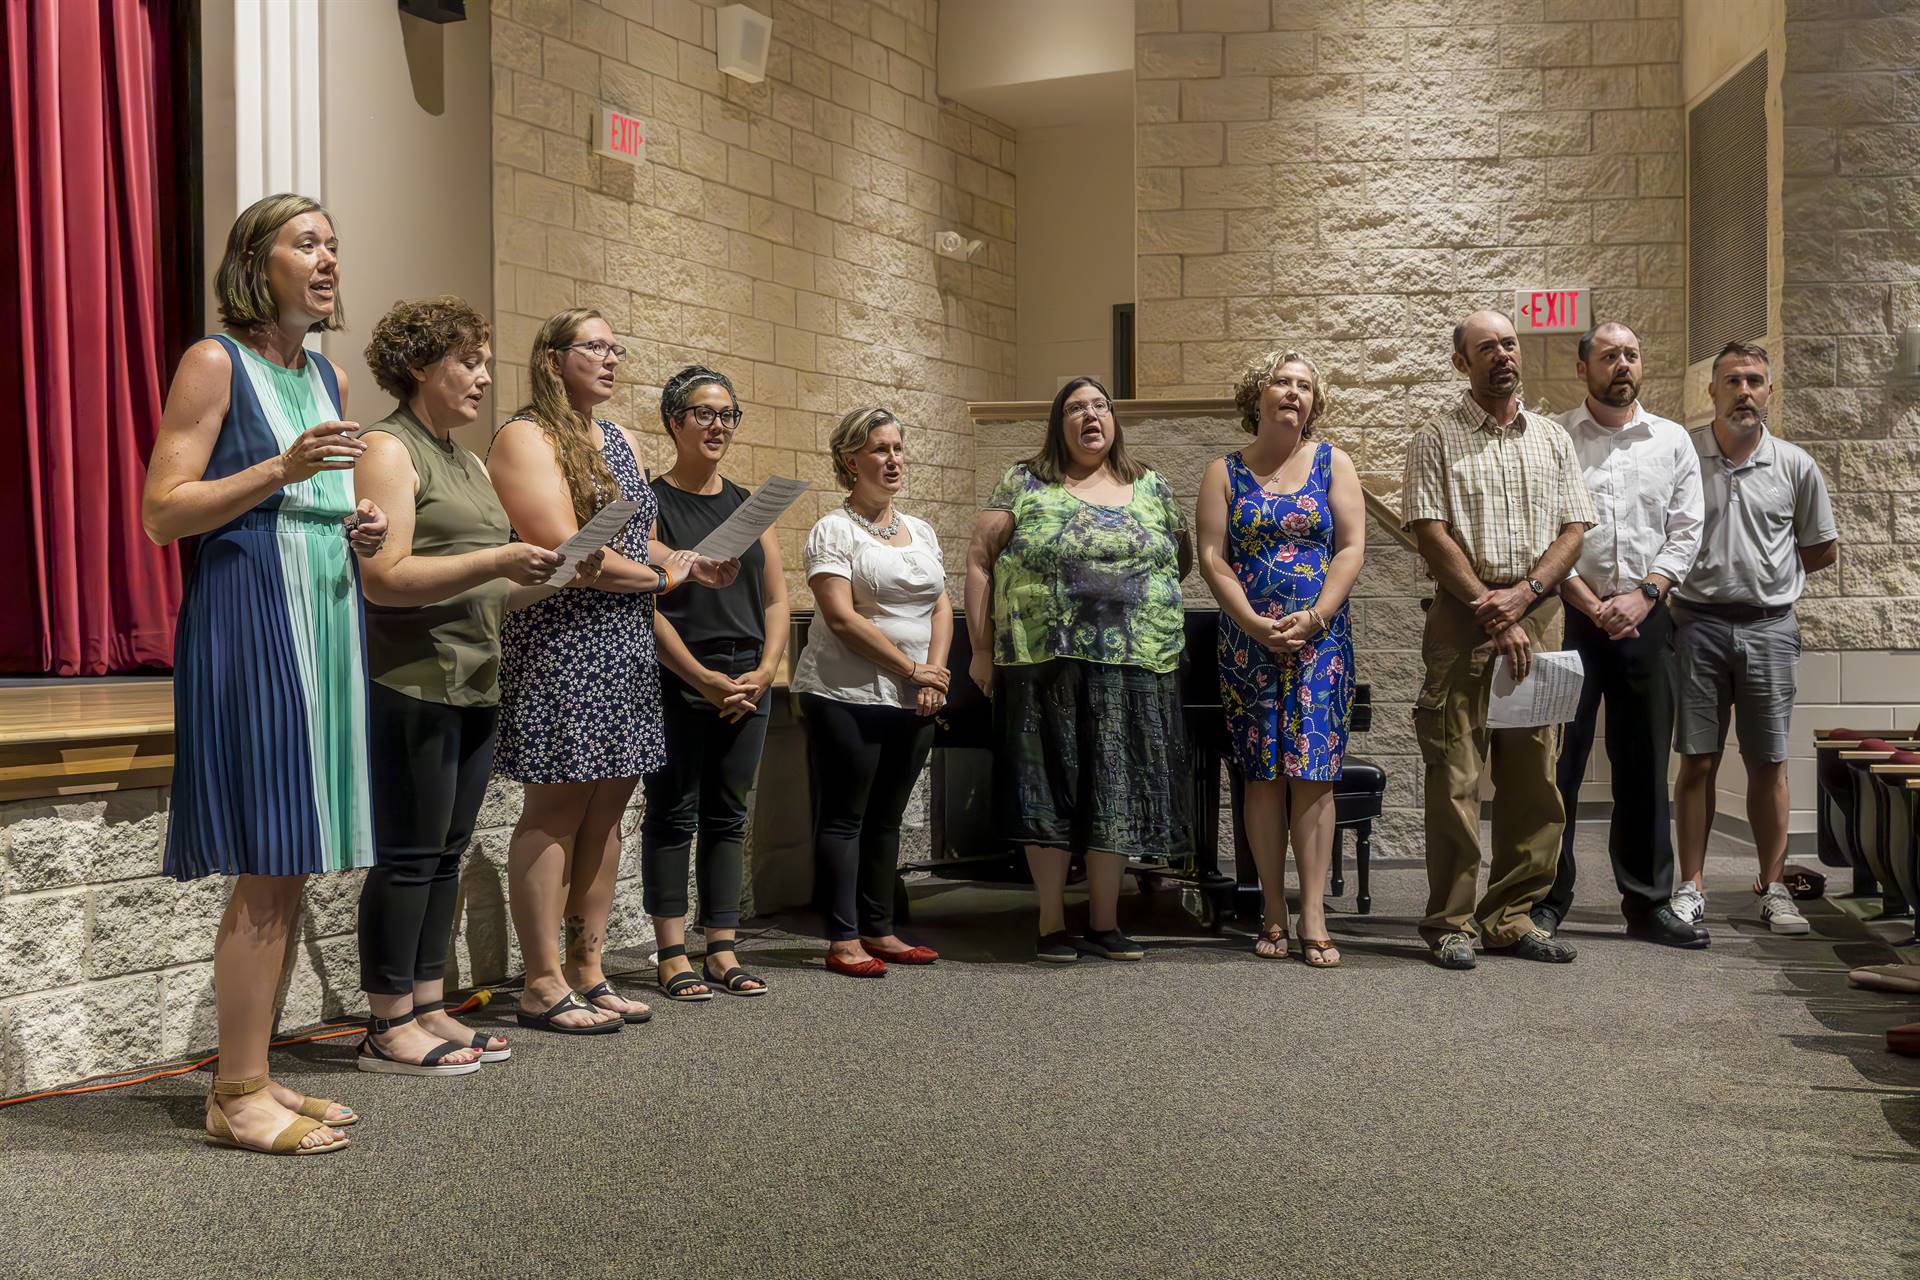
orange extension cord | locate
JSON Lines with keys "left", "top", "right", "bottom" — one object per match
{"left": 0, "top": 990, "right": 493, "bottom": 1109}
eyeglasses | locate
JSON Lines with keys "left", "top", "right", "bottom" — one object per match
{"left": 681, "top": 405, "right": 744, "bottom": 431}
{"left": 559, "top": 340, "right": 626, "bottom": 361}
{"left": 1064, "top": 397, "right": 1111, "bottom": 419}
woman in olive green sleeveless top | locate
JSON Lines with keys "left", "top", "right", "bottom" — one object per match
{"left": 350, "top": 297, "right": 590, "bottom": 1076}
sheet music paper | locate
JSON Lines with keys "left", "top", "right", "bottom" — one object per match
{"left": 547, "top": 498, "right": 640, "bottom": 587}
{"left": 1487, "top": 649, "right": 1586, "bottom": 729}
{"left": 691, "top": 475, "right": 811, "bottom": 561}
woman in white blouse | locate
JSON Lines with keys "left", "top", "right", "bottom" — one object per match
{"left": 793, "top": 406, "right": 953, "bottom": 978}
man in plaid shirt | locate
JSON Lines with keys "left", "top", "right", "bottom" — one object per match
{"left": 1402, "top": 309, "right": 1596, "bottom": 971}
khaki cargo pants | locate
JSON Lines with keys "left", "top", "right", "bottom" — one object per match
{"left": 1414, "top": 591, "right": 1567, "bottom": 948}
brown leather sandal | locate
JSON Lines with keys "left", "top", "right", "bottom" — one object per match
{"left": 291, "top": 1093, "right": 357, "bottom": 1127}
{"left": 204, "top": 1073, "right": 350, "bottom": 1155}
{"left": 1300, "top": 938, "right": 1342, "bottom": 968}
{"left": 1252, "top": 922, "right": 1289, "bottom": 959}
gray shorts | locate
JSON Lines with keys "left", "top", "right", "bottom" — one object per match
{"left": 1671, "top": 603, "right": 1800, "bottom": 763}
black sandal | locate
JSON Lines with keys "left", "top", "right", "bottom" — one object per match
{"left": 514, "top": 990, "right": 623, "bottom": 1035}
{"left": 580, "top": 979, "right": 653, "bottom": 1024}
{"left": 655, "top": 944, "right": 714, "bottom": 1002}
{"left": 702, "top": 941, "right": 769, "bottom": 996}
{"left": 356, "top": 1010, "right": 484, "bottom": 1075}
{"left": 415, "top": 999, "right": 512, "bottom": 1061}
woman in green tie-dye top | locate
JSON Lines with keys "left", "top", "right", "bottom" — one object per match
{"left": 963, "top": 377, "right": 1194, "bottom": 965}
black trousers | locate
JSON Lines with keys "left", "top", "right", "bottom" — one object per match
{"left": 358, "top": 682, "right": 498, "bottom": 996}
{"left": 801, "top": 694, "right": 935, "bottom": 941}
{"left": 1542, "top": 602, "right": 1677, "bottom": 920}
{"left": 640, "top": 661, "right": 770, "bottom": 928}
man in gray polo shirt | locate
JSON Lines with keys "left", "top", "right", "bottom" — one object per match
{"left": 1671, "top": 342, "right": 1838, "bottom": 935}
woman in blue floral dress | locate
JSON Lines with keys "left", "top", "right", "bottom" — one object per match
{"left": 1197, "top": 351, "right": 1365, "bottom": 968}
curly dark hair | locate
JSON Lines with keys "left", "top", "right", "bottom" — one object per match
{"left": 364, "top": 296, "right": 491, "bottom": 401}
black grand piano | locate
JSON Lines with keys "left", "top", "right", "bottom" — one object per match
{"left": 887, "top": 608, "right": 1387, "bottom": 929}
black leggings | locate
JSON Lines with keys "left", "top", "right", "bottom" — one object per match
{"left": 801, "top": 694, "right": 935, "bottom": 941}
{"left": 357, "top": 682, "right": 498, "bottom": 996}
{"left": 640, "top": 671, "right": 770, "bottom": 928}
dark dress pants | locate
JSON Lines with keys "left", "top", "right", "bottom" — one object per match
{"left": 1542, "top": 601, "right": 1677, "bottom": 922}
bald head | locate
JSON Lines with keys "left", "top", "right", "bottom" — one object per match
{"left": 1451, "top": 309, "right": 1521, "bottom": 399}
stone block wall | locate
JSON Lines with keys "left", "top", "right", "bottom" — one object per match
{"left": 1131, "top": 0, "right": 1687, "bottom": 500}
{"left": 974, "top": 404, "right": 1429, "bottom": 854}
{"left": 1779, "top": 0, "right": 1920, "bottom": 653}
{"left": 491, "top": 0, "right": 1017, "bottom": 603}
{"left": 0, "top": 783, "right": 652, "bottom": 1098}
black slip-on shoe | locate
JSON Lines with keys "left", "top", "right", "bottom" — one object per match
{"left": 1036, "top": 930, "right": 1080, "bottom": 963}
{"left": 1080, "top": 928, "right": 1146, "bottom": 960}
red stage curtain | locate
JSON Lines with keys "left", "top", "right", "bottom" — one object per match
{"left": 0, "top": 0, "right": 183, "bottom": 674}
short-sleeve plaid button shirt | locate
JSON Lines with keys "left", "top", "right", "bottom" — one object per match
{"left": 1401, "top": 390, "right": 1597, "bottom": 584}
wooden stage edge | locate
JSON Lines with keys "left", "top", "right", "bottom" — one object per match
{"left": 0, "top": 681, "right": 177, "bottom": 803}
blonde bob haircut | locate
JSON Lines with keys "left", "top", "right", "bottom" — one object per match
{"left": 215, "top": 193, "right": 344, "bottom": 333}
{"left": 1233, "top": 349, "right": 1331, "bottom": 438}
{"left": 828, "top": 405, "right": 902, "bottom": 491}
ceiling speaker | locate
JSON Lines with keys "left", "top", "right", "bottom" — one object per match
{"left": 718, "top": 5, "right": 772, "bottom": 84}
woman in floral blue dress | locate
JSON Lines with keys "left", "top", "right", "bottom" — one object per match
{"left": 1197, "top": 351, "right": 1365, "bottom": 968}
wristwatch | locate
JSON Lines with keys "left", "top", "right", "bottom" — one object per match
{"left": 1525, "top": 577, "right": 1547, "bottom": 596}
{"left": 1638, "top": 580, "right": 1663, "bottom": 603}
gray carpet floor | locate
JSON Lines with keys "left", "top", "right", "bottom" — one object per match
{"left": 3, "top": 826, "right": 1917, "bottom": 1280}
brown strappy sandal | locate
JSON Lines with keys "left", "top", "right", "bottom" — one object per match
{"left": 1300, "top": 937, "right": 1341, "bottom": 968}
{"left": 1252, "top": 921, "right": 1289, "bottom": 959}
{"left": 290, "top": 1092, "right": 357, "bottom": 1127}
{"left": 204, "top": 1073, "right": 350, "bottom": 1155}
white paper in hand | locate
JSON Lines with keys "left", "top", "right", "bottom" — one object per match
{"left": 691, "top": 475, "right": 810, "bottom": 561}
{"left": 548, "top": 498, "right": 639, "bottom": 587}
{"left": 1487, "top": 649, "right": 1586, "bottom": 729}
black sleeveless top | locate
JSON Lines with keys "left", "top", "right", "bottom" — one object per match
{"left": 650, "top": 475, "right": 767, "bottom": 660}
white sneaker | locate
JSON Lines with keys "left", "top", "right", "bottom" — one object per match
{"left": 1671, "top": 882, "right": 1706, "bottom": 924}
{"left": 1760, "top": 882, "right": 1810, "bottom": 935}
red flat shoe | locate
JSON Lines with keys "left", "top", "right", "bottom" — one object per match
{"left": 825, "top": 952, "right": 887, "bottom": 979}
{"left": 1889, "top": 1022, "right": 1920, "bottom": 1057}
{"left": 866, "top": 944, "right": 938, "bottom": 965}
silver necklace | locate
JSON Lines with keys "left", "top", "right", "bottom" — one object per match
{"left": 843, "top": 499, "right": 901, "bottom": 540}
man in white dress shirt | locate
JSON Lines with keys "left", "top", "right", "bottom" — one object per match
{"left": 1532, "top": 322, "right": 1709, "bottom": 948}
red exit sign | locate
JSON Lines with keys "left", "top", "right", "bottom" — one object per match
{"left": 1513, "top": 288, "right": 1590, "bottom": 335}
{"left": 594, "top": 105, "right": 646, "bottom": 165}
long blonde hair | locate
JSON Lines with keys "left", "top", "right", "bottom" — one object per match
{"left": 515, "top": 308, "right": 616, "bottom": 525}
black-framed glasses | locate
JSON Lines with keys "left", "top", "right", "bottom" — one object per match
{"left": 681, "top": 405, "right": 744, "bottom": 431}
{"left": 1064, "top": 397, "right": 1111, "bottom": 419}
{"left": 559, "top": 340, "right": 626, "bottom": 360}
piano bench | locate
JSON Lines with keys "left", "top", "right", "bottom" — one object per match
{"left": 1331, "top": 757, "right": 1386, "bottom": 915}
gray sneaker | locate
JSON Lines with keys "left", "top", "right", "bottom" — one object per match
{"left": 1671, "top": 881, "right": 1706, "bottom": 924}
{"left": 1488, "top": 928, "right": 1578, "bottom": 963}
{"left": 1429, "top": 932, "right": 1477, "bottom": 970}
{"left": 1760, "top": 882, "right": 1810, "bottom": 935}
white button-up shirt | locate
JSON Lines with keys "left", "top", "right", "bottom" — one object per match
{"left": 1556, "top": 399, "right": 1703, "bottom": 596}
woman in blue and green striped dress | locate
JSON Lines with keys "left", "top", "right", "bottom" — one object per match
{"left": 143, "top": 194, "right": 386, "bottom": 1156}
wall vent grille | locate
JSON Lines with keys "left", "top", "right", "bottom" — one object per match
{"left": 1688, "top": 52, "right": 1769, "bottom": 365}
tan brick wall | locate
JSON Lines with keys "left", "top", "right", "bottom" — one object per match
{"left": 490, "top": 0, "right": 1017, "bottom": 599}
{"left": 0, "top": 783, "right": 649, "bottom": 1097}
{"left": 1779, "top": 1, "right": 1920, "bottom": 653}
{"left": 1132, "top": 0, "right": 1687, "bottom": 501}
